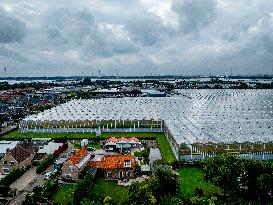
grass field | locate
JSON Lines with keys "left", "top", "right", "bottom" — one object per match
{"left": 178, "top": 167, "right": 222, "bottom": 199}
{"left": 2, "top": 131, "right": 176, "bottom": 164}
{"left": 90, "top": 178, "right": 129, "bottom": 202}
{"left": 51, "top": 184, "right": 76, "bottom": 205}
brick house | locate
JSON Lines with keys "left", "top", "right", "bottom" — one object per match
{"left": 61, "top": 147, "right": 91, "bottom": 181}
{"left": 0, "top": 143, "right": 35, "bottom": 174}
{"left": 88, "top": 155, "right": 136, "bottom": 180}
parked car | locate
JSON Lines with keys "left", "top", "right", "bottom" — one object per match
{"left": 44, "top": 172, "right": 53, "bottom": 180}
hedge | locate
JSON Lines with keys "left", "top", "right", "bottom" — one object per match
{"left": 36, "top": 155, "right": 56, "bottom": 174}
{"left": 0, "top": 168, "right": 25, "bottom": 186}
{"left": 0, "top": 185, "right": 11, "bottom": 197}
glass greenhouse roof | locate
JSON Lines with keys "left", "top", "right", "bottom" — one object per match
{"left": 22, "top": 90, "right": 273, "bottom": 145}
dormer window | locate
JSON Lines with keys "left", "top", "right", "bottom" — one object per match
{"left": 124, "top": 160, "right": 131, "bottom": 168}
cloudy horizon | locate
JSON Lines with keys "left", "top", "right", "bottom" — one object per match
{"left": 0, "top": 0, "right": 273, "bottom": 77}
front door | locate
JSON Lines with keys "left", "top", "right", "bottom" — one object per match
{"left": 119, "top": 171, "right": 123, "bottom": 178}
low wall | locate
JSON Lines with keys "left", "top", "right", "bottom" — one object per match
{"left": 21, "top": 127, "right": 163, "bottom": 133}
{"left": 180, "top": 153, "right": 273, "bottom": 161}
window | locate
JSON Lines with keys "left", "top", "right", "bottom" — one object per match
{"left": 65, "top": 174, "right": 72, "bottom": 179}
{"left": 10, "top": 161, "right": 15, "bottom": 166}
{"left": 69, "top": 166, "right": 74, "bottom": 171}
{"left": 119, "top": 171, "right": 124, "bottom": 178}
{"left": 107, "top": 172, "right": 112, "bottom": 178}
{"left": 3, "top": 161, "right": 7, "bottom": 165}
{"left": 124, "top": 160, "right": 131, "bottom": 167}
{"left": 126, "top": 172, "right": 131, "bottom": 177}
{"left": 3, "top": 168, "right": 9, "bottom": 174}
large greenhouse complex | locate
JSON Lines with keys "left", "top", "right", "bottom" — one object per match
{"left": 20, "top": 89, "right": 273, "bottom": 160}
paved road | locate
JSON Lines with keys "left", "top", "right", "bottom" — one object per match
{"left": 10, "top": 167, "right": 37, "bottom": 192}
{"left": 8, "top": 165, "right": 54, "bottom": 205}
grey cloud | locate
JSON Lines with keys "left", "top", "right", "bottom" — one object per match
{"left": 43, "top": 7, "right": 138, "bottom": 58}
{"left": 233, "top": 13, "right": 273, "bottom": 68}
{"left": 0, "top": 7, "right": 26, "bottom": 43}
{"left": 125, "top": 12, "right": 166, "bottom": 46}
{"left": 172, "top": 0, "right": 216, "bottom": 34}
{"left": 0, "top": 0, "right": 272, "bottom": 76}
{"left": 0, "top": 45, "right": 26, "bottom": 61}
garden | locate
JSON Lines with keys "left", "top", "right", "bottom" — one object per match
{"left": 2, "top": 131, "right": 176, "bottom": 164}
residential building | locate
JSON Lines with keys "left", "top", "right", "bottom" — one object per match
{"left": 33, "top": 141, "right": 66, "bottom": 164}
{"left": 88, "top": 155, "right": 136, "bottom": 180}
{"left": 0, "top": 141, "right": 19, "bottom": 158}
{"left": 104, "top": 137, "right": 140, "bottom": 152}
{"left": 0, "top": 142, "right": 35, "bottom": 174}
{"left": 61, "top": 147, "right": 92, "bottom": 181}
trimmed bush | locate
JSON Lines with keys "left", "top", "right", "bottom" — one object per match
{"left": 36, "top": 155, "right": 55, "bottom": 174}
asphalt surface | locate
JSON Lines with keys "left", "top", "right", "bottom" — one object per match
{"left": 8, "top": 144, "right": 73, "bottom": 205}
{"left": 8, "top": 165, "right": 54, "bottom": 205}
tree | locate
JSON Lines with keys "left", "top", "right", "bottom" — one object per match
{"left": 43, "top": 179, "right": 57, "bottom": 198}
{"left": 194, "top": 187, "right": 204, "bottom": 198}
{"left": 103, "top": 196, "right": 113, "bottom": 205}
{"left": 160, "top": 194, "right": 184, "bottom": 205}
{"left": 257, "top": 174, "right": 272, "bottom": 204}
{"left": 241, "top": 159, "right": 273, "bottom": 203}
{"left": 8, "top": 188, "right": 17, "bottom": 198}
{"left": 152, "top": 168, "right": 179, "bottom": 198}
{"left": 82, "top": 78, "right": 92, "bottom": 85}
{"left": 127, "top": 181, "right": 157, "bottom": 205}
{"left": 204, "top": 154, "right": 243, "bottom": 197}
{"left": 73, "top": 173, "right": 95, "bottom": 205}
{"left": 190, "top": 196, "right": 210, "bottom": 205}
{"left": 80, "top": 198, "right": 100, "bottom": 205}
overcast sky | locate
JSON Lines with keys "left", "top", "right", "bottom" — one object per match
{"left": 0, "top": 0, "right": 273, "bottom": 77}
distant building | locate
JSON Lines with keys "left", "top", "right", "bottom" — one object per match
{"left": 142, "top": 90, "right": 166, "bottom": 97}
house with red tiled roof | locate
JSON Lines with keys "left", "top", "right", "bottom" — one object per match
{"left": 104, "top": 137, "right": 140, "bottom": 153}
{"left": 0, "top": 142, "right": 35, "bottom": 174}
{"left": 61, "top": 147, "right": 92, "bottom": 181}
{"left": 88, "top": 155, "right": 136, "bottom": 180}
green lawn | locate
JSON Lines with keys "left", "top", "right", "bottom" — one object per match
{"left": 3, "top": 130, "right": 163, "bottom": 139}
{"left": 51, "top": 184, "right": 76, "bottom": 205}
{"left": 87, "top": 141, "right": 102, "bottom": 149}
{"left": 90, "top": 178, "right": 128, "bottom": 202}
{"left": 3, "top": 131, "right": 176, "bottom": 164}
{"left": 178, "top": 167, "right": 222, "bottom": 199}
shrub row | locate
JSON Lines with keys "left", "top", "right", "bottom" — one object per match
{"left": 0, "top": 168, "right": 25, "bottom": 186}
{"left": 36, "top": 155, "right": 55, "bottom": 174}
